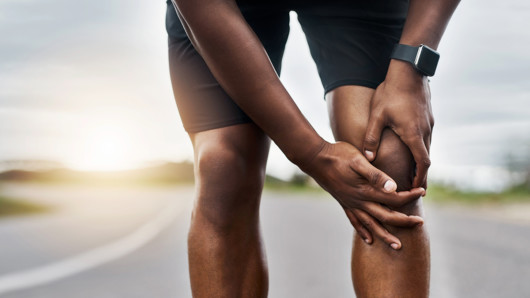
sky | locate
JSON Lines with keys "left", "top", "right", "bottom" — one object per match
{"left": 0, "top": 0, "right": 529, "bottom": 191}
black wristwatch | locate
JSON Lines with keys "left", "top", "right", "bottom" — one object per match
{"left": 390, "top": 44, "right": 440, "bottom": 77}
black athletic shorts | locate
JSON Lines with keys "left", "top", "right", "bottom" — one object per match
{"left": 166, "top": 0, "right": 408, "bottom": 133}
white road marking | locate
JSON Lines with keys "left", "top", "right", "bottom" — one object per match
{"left": 0, "top": 199, "right": 183, "bottom": 295}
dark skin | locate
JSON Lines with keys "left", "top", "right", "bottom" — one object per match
{"left": 188, "top": 124, "right": 271, "bottom": 297}
{"left": 171, "top": 0, "right": 459, "bottom": 296}
{"left": 328, "top": 85, "right": 430, "bottom": 297}
{"left": 364, "top": 0, "right": 462, "bottom": 190}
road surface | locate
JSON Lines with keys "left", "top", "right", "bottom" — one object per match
{"left": 0, "top": 183, "right": 528, "bottom": 297}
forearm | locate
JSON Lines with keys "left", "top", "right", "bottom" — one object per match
{"left": 367, "top": 0, "right": 459, "bottom": 188}
{"left": 172, "top": 0, "right": 325, "bottom": 165}
{"left": 387, "top": 0, "right": 460, "bottom": 84}
{"left": 400, "top": 0, "right": 460, "bottom": 49}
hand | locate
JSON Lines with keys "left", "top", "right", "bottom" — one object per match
{"left": 363, "top": 61, "right": 434, "bottom": 188}
{"left": 299, "top": 141, "right": 425, "bottom": 249}
{"left": 345, "top": 208, "right": 413, "bottom": 250}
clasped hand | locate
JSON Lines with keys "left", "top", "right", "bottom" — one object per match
{"left": 300, "top": 141, "right": 425, "bottom": 250}
{"left": 299, "top": 66, "right": 433, "bottom": 249}
{"left": 363, "top": 72, "right": 434, "bottom": 189}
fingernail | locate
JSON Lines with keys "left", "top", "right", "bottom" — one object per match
{"left": 365, "top": 150, "right": 374, "bottom": 160}
{"left": 384, "top": 180, "right": 397, "bottom": 192}
{"left": 364, "top": 238, "right": 371, "bottom": 244}
{"left": 414, "top": 216, "right": 424, "bottom": 226}
{"left": 420, "top": 187, "right": 426, "bottom": 197}
{"left": 391, "top": 243, "right": 400, "bottom": 250}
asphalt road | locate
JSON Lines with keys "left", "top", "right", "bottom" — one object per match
{"left": 0, "top": 183, "right": 528, "bottom": 298}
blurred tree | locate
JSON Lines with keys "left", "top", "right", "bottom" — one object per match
{"left": 289, "top": 171, "right": 310, "bottom": 187}
{"left": 505, "top": 144, "right": 530, "bottom": 190}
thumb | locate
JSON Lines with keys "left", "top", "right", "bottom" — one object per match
{"left": 352, "top": 155, "right": 397, "bottom": 193}
{"left": 363, "top": 115, "right": 385, "bottom": 161}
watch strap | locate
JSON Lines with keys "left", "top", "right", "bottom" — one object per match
{"left": 390, "top": 44, "right": 418, "bottom": 64}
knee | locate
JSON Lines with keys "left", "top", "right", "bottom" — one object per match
{"left": 192, "top": 139, "right": 266, "bottom": 230}
{"left": 372, "top": 128, "right": 420, "bottom": 213}
{"left": 372, "top": 128, "right": 415, "bottom": 191}
{"left": 196, "top": 141, "right": 265, "bottom": 196}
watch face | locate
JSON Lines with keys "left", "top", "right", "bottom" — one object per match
{"left": 415, "top": 45, "right": 440, "bottom": 76}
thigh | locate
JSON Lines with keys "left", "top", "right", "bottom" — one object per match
{"left": 326, "top": 85, "right": 372, "bottom": 149}
{"left": 166, "top": 1, "right": 290, "bottom": 134}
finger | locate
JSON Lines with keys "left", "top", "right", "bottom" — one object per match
{"left": 361, "top": 201, "right": 423, "bottom": 228}
{"left": 352, "top": 209, "right": 402, "bottom": 250}
{"left": 394, "top": 187, "right": 426, "bottom": 206}
{"left": 423, "top": 134, "right": 432, "bottom": 190}
{"left": 363, "top": 112, "right": 385, "bottom": 161}
{"left": 360, "top": 186, "right": 425, "bottom": 208}
{"left": 402, "top": 136, "right": 431, "bottom": 188}
{"left": 350, "top": 156, "right": 397, "bottom": 193}
{"left": 345, "top": 209, "right": 373, "bottom": 244}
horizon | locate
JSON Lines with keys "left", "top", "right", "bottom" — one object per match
{"left": 0, "top": 158, "right": 522, "bottom": 191}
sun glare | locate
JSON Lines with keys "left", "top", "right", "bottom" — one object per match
{"left": 67, "top": 123, "right": 139, "bottom": 172}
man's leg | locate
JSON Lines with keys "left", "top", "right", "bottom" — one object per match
{"left": 188, "top": 123, "right": 271, "bottom": 298}
{"left": 327, "top": 86, "right": 430, "bottom": 297}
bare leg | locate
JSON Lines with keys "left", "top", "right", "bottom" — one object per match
{"left": 327, "top": 86, "right": 430, "bottom": 298}
{"left": 188, "top": 123, "right": 270, "bottom": 298}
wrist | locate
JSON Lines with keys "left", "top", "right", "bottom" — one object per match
{"left": 285, "top": 134, "right": 328, "bottom": 170}
{"left": 385, "top": 59, "right": 428, "bottom": 89}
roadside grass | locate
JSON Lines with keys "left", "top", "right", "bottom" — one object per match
{"left": 0, "top": 162, "right": 195, "bottom": 188}
{"left": 265, "top": 178, "right": 530, "bottom": 205}
{"left": 425, "top": 183, "right": 530, "bottom": 204}
{"left": 263, "top": 175, "right": 325, "bottom": 194}
{"left": 0, "top": 196, "right": 50, "bottom": 217}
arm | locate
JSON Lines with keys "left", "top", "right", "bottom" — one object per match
{"left": 171, "top": 0, "right": 425, "bottom": 240}
{"left": 363, "top": 0, "right": 461, "bottom": 188}
{"left": 172, "top": 0, "right": 321, "bottom": 165}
